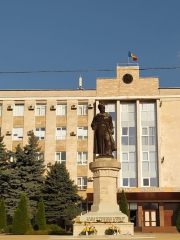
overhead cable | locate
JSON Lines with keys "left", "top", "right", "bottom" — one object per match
{"left": 0, "top": 66, "right": 180, "bottom": 74}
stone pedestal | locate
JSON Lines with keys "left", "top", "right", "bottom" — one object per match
{"left": 89, "top": 158, "right": 122, "bottom": 213}
{"left": 73, "top": 222, "right": 134, "bottom": 236}
{"left": 73, "top": 157, "right": 134, "bottom": 236}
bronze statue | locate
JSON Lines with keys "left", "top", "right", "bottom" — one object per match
{"left": 91, "top": 102, "right": 117, "bottom": 157}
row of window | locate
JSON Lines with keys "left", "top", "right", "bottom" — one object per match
{"left": 0, "top": 103, "right": 89, "bottom": 116}
{"left": 120, "top": 102, "right": 158, "bottom": 188}
{"left": 11, "top": 127, "right": 88, "bottom": 140}
{"left": 11, "top": 152, "right": 88, "bottom": 165}
{"left": 5, "top": 101, "right": 158, "bottom": 189}
{"left": 56, "top": 152, "right": 88, "bottom": 165}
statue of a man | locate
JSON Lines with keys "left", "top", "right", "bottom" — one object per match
{"left": 91, "top": 102, "right": 117, "bottom": 157}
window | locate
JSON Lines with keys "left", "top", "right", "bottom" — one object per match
{"left": 105, "top": 103, "right": 116, "bottom": 139}
{"left": 142, "top": 127, "right": 156, "bottom": 146}
{"left": 36, "top": 104, "right": 46, "bottom": 116}
{"left": 128, "top": 203, "right": 138, "bottom": 210}
{"left": 77, "top": 127, "right": 88, "bottom": 139}
{"left": 14, "top": 104, "right": 24, "bottom": 116}
{"left": 77, "top": 177, "right": 87, "bottom": 190}
{"left": 80, "top": 202, "right": 88, "bottom": 215}
{"left": 10, "top": 156, "right": 17, "bottom": 162}
{"left": 55, "top": 152, "right": 66, "bottom": 164}
{"left": 121, "top": 152, "right": 137, "bottom": 187}
{"left": 56, "top": 127, "right": 66, "bottom": 140}
{"left": 121, "top": 103, "right": 137, "bottom": 187}
{"left": 122, "top": 127, "right": 136, "bottom": 145}
{"left": 142, "top": 203, "right": 158, "bottom": 210}
{"left": 0, "top": 104, "right": 2, "bottom": 116}
{"left": 36, "top": 152, "right": 44, "bottom": 161}
{"left": 78, "top": 103, "right": 88, "bottom": 115}
{"left": 35, "top": 128, "right": 45, "bottom": 140}
{"left": 12, "top": 128, "right": 23, "bottom": 140}
{"left": 77, "top": 152, "right": 88, "bottom": 165}
{"left": 56, "top": 104, "right": 67, "bottom": 116}
{"left": 140, "top": 103, "right": 158, "bottom": 187}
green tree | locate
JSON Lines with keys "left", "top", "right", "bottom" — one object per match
{"left": 42, "top": 162, "right": 82, "bottom": 223}
{"left": 176, "top": 207, "right": 180, "bottom": 232}
{"left": 34, "top": 198, "right": 47, "bottom": 230}
{"left": 3, "top": 144, "right": 25, "bottom": 218}
{"left": 0, "top": 136, "right": 12, "bottom": 198}
{"left": 12, "top": 194, "right": 31, "bottom": 235}
{"left": 1, "top": 133, "right": 45, "bottom": 219}
{"left": 119, "top": 190, "right": 129, "bottom": 219}
{"left": 0, "top": 198, "right": 7, "bottom": 231}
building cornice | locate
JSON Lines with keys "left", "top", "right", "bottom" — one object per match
{"left": 1, "top": 95, "right": 180, "bottom": 101}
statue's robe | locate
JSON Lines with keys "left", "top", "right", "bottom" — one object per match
{"left": 91, "top": 112, "right": 117, "bottom": 156}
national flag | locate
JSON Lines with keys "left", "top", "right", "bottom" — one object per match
{"left": 128, "top": 51, "right": 138, "bottom": 61}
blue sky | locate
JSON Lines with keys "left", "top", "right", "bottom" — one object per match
{"left": 0, "top": 0, "right": 180, "bottom": 90}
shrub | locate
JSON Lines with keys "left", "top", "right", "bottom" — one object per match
{"left": 47, "top": 224, "right": 60, "bottom": 231}
{"left": 5, "top": 225, "right": 13, "bottom": 234}
{"left": 34, "top": 198, "right": 47, "bottom": 230}
{"left": 176, "top": 207, "right": 180, "bottom": 233}
{"left": 47, "top": 224, "right": 66, "bottom": 235}
{"left": 47, "top": 224, "right": 72, "bottom": 235}
{"left": 0, "top": 198, "right": 7, "bottom": 231}
{"left": 12, "top": 194, "right": 31, "bottom": 234}
{"left": 119, "top": 190, "right": 129, "bottom": 220}
{"left": 25, "top": 229, "right": 49, "bottom": 235}
{"left": 24, "top": 225, "right": 72, "bottom": 235}
{"left": 0, "top": 228, "right": 5, "bottom": 234}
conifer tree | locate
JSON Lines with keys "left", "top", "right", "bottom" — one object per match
{"left": 12, "top": 194, "right": 31, "bottom": 235}
{"left": 4, "top": 144, "right": 25, "bottom": 218}
{"left": 0, "top": 198, "right": 7, "bottom": 231}
{"left": 0, "top": 136, "right": 12, "bottom": 198}
{"left": 42, "top": 162, "right": 82, "bottom": 223}
{"left": 34, "top": 198, "right": 47, "bottom": 230}
{"left": 176, "top": 207, "right": 180, "bottom": 232}
{"left": 1, "top": 133, "right": 45, "bottom": 219}
{"left": 119, "top": 190, "right": 129, "bottom": 219}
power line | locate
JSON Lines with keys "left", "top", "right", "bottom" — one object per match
{"left": 0, "top": 69, "right": 115, "bottom": 74}
{"left": 0, "top": 66, "right": 180, "bottom": 74}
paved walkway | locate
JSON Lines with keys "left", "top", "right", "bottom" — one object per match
{"left": 0, "top": 234, "right": 180, "bottom": 240}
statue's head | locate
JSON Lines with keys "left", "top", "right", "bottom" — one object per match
{"left": 98, "top": 102, "right": 105, "bottom": 113}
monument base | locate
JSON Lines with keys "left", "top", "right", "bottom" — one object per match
{"left": 73, "top": 222, "right": 134, "bottom": 236}
{"left": 80, "top": 210, "right": 128, "bottom": 222}
{"left": 73, "top": 211, "right": 134, "bottom": 236}
{"left": 91, "top": 203, "right": 119, "bottom": 212}
{"left": 73, "top": 156, "right": 134, "bottom": 236}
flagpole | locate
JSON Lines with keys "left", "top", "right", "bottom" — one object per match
{"left": 128, "top": 51, "right": 130, "bottom": 66}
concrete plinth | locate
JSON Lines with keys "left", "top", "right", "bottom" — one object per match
{"left": 73, "top": 157, "right": 134, "bottom": 236}
{"left": 73, "top": 222, "right": 134, "bottom": 236}
{"left": 89, "top": 158, "right": 122, "bottom": 213}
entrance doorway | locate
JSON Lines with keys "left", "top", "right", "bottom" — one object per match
{"left": 144, "top": 210, "right": 156, "bottom": 226}
{"left": 142, "top": 203, "right": 159, "bottom": 227}
{"left": 128, "top": 203, "right": 138, "bottom": 226}
{"left": 130, "top": 210, "right": 137, "bottom": 226}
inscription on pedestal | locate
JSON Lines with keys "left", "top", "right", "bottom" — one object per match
{"left": 100, "top": 186, "right": 108, "bottom": 194}
{"left": 86, "top": 216, "right": 126, "bottom": 222}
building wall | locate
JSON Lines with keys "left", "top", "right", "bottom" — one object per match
{"left": 97, "top": 66, "right": 159, "bottom": 97}
{"left": 159, "top": 97, "right": 180, "bottom": 186}
{"left": 0, "top": 66, "right": 180, "bottom": 199}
